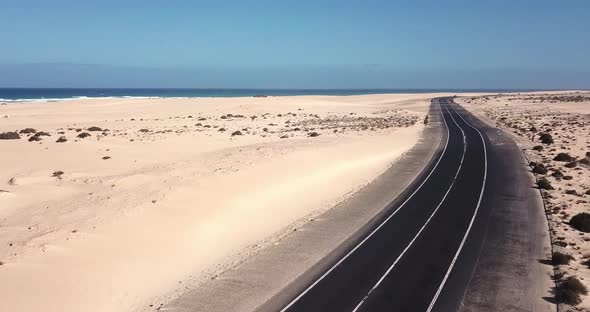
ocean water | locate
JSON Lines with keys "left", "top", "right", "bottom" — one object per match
{"left": 0, "top": 88, "right": 542, "bottom": 102}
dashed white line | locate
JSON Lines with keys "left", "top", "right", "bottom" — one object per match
{"left": 279, "top": 100, "right": 452, "bottom": 312}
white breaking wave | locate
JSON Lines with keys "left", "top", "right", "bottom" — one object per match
{"left": 0, "top": 96, "right": 166, "bottom": 103}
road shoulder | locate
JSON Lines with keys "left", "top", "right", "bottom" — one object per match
{"left": 452, "top": 100, "right": 555, "bottom": 312}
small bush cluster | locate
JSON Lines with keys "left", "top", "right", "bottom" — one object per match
{"left": 19, "top": 128, "right": 36, "bottom": 134}
{"left": 553, "top": 153, "right": 574, "bottom": 162}
{"left": 0, "top": 131, "right": 20, "bottom": 140}
{"left": 570, "top": 213, "right": 590, "bottom": 232}
{"left": 531, "top": 163, "right": 547, "bottom": 175}
{"left": 556, "top": 276, "right": 588, "bottom": 305}
{"left": 552, "top": 252, "right": 574, "bottom": 265}
{"left": 539, "top": 133, "right": 554, "bottom": 144}
{"left": 537, "top": 178, "right": 554, "bottom": 190}
{"left": 552, "top": 170, "right": 564, "bottom": 179}
{"left": 28, "top": 131, "right": 50, "bottom": 142}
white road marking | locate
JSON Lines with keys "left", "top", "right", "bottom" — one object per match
{"left": 351, "top": 101, "right": 468, "bottom": 312}
{"left": 425, "top": 102, "right": 488, "bottom": 312}
{"left": 279, "top": 100, "right": 452, "bottom": 312}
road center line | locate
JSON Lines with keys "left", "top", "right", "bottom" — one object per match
{"left": 425, "top": 101, "right": 488, "bottom": 312}
{"left": 351, "top": 100, "right": 468, "bottom": 312}
{"left": 279, "top": 99, "right": 452, "bottom": 312}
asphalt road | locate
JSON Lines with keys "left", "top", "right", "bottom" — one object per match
{"left": 274, "top": 97, "right": 551, "bottom": 312}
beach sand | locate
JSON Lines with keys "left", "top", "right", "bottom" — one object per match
{"left": 0, "top": 93, "right": 447, "bottom": 312}
{"left": 457, "top": 91, "right": 590, "bottom": 309}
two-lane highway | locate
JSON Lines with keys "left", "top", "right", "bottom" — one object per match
{"left": 276, "top": 98, "right": 489, "bottom": 312}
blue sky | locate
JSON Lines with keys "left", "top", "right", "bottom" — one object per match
{"left": 1, "top": 0, "right": 589, "bottom": 88}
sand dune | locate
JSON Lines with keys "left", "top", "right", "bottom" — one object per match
{"left": 0, "top": 93, "right": 444, "bottom": 311}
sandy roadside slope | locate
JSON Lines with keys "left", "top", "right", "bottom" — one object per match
{"left": 457, "top": 91, "right": 590, "bottom": 310}
{"left": 0, "top": 93, "right": 454, "bottom": 312}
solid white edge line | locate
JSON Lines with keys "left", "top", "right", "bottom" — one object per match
{"left": 279, "top": 99, "right": 451, "bottom": 312}
{"left": 351, "top": 102, "right": 467, "bottom": 312}
{"left": 425, "top": 100, "right": 488, "bottom": 312}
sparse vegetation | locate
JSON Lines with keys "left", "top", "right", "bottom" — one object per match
{"left": 539, "top": 133, "right": 554, "bottom": 144}
{"left": 531, "top": 163, "right": 547, "bottom": 175}
{"left": 19, "top": 128, "right": 36, "bottom": 134}
{"left": 532, "top": 145, "right": 544, "bottom": 151}
{"left": 552, "top": 170, "right": 564, "bottom": 179}
{"left": 88, "top": 126, "right": 102, "bottom": 131}
{"left": 28, "top": 131, "right": 50, "bottom": 142}
{"left": 77, "top": 132, "right": 91, "bottom": 138}
{"left": 556, "top": 276, "right": 588, "bottom": 305}
{"left": 56, "top": 136, "right": 67, "bottom": 143}
{"left": 552, "top": 251, "right": 574, "bottom": 265}
{"left": 554, "top": 153, "right": 574, "bottom": 162}
{"left": 570, "top": 213, "right": 590, "bottom": 232}
{"left": 537, "top": 178, "right": 553, "bottom": 190}
{"left": 231, "top": 130, "right": 242, "bottom": 136}
{"left": 52, "top": 171, "right": 64, "bottom": 179}
{"left": 0, "top": 132, "right": 20, "bottom": 140}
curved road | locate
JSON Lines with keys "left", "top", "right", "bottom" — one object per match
{"left": 272, "top": 98, "right": 552, "bottom": 312}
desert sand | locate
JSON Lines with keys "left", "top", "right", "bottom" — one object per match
{"left": 0, "top": 93, "right": 449, "bottom": 312}
{"left": 457, "top": 91, "right": 590, "bottom": 310}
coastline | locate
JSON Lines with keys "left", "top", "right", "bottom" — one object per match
{"left": 0, "top": 88, "right": 572, "bottom": 103}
